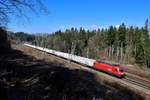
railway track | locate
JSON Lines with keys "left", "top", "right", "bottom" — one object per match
{"left": 23, "top": 44, "right": 150, "bottom": 95}
{"left": 123, "top": 76, "right": 150, "bottom": 90}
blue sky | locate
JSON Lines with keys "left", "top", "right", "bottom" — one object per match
{"left": 8, "top": 0, "right": 150, "bottom": 33}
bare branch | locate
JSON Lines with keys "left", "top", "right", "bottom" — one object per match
{"left": 0, "top": 0, "right": 48, "bottom": 26}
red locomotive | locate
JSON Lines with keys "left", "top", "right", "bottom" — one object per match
{"left": 93, "top": 60, "right": 125, "bottom": 78}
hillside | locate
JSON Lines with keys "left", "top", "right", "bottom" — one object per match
{"left": 0, "top": 44, "right": 148, "bottom": 100}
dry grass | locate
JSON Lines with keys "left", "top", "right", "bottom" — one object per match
{"left": 124, "top": 64, "right": 150, "bottom": 79}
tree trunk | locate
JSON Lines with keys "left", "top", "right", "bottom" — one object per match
{"left": 0, "top": 28, "right": 11, "bottom": 54}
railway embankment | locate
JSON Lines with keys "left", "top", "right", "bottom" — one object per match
{"left": 0, "top": 44, "right": 149, "bottom": 100}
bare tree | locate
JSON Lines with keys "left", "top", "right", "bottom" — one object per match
{"left": 0, "top": 0, "right": 48, "bottom": 26}
{"left": 148, "top": 20, "right": 150, "bottom": 38}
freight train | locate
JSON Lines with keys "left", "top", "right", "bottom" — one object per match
{"left": 24, "top": 43, "right": 126, "bottom": 78}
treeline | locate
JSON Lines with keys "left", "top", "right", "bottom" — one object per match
{"left": 8, "top": 32, "right": 35, "bottom": 42}
{"left": 12, "top": 20, "right": 150, "bottom": 68}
